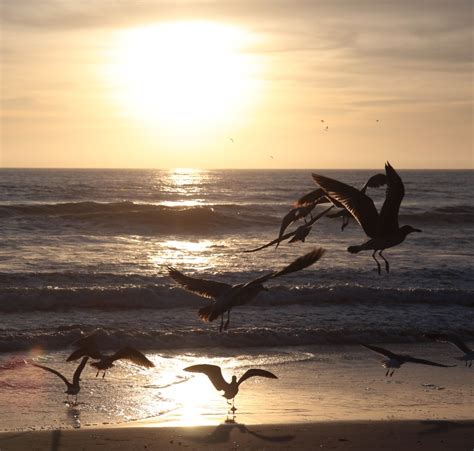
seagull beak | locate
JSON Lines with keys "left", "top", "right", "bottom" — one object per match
{"left": 263, "top": 287, "right": 269, "bottom": 292}
{"left": 414, "top": 228, "right": 422, "bottom": 233}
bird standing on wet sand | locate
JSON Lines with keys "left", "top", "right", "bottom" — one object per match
{"left": 184, "top": 364, "right": 277, "bottom": 417}
{"left": 312, "top": 162, "right": 421, "bottom": 274}
{"left": 67, "top": 332, "right": 154, "bottom": 378}
{"left": 363, "top": 344, "right": 455, "bottom": 377}
{"left": 168, "top": 248, "right": 325, "bottom": 332}
{"left": 33, "top": 357, "right": 89, "bottom": 404}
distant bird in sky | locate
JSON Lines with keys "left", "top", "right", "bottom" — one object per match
{"left": 427, "top": 334, "right": 474, "bottom": 367}
{"left": 324, "top": 126, "right": 329, "bottom": 131}
{"left": 33, "top": 357, "right": 89, "bottom": 404}
{"left": 313, "top": 162, "right": 421, "bottom": 274}
{"left": 168, "top": 248, "right": 325, "bottom": 331}
{"left": 229, "top": 138, "right": 234, "bottom": 143}
{"left": 67, "top": 333, "right": 154, "bottom": 378}
{"left": 270, "top": 155, "right": 274, "bottom": 159}
{"left": 363, "top": 344, "right": 455, "bottom": 377}
{"left": 184, "top": 364, "right": 277, "bottom": 416}
{"left": 321, "top": 119, "right": 324, "bottom": 123}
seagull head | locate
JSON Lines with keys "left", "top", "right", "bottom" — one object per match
{"left": 400, "top": 225, "right": 422, "bottom": 235}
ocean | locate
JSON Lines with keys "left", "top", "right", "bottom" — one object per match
{"left": 1, "top": 168, "right": 473, "bottom": 430}
{"left": 0, "top": 168, "right": 473, "bottom": 351}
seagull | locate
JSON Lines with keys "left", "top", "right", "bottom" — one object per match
{"left": 287, "top": 173, "right": 387, "bottom": 235}
{"left": 67, "top": 334, "right": 154, "bottom": 378}
{"left": 427, "top": 334, "right": 474, "bottom": 367}
{"left": 363, "top": 344, "right": 455, "bottom": 377}
{"left": 168, "top": 248, "right": 325, "bottom": 331}
{"left": 312, "top": 162, "right": 421, "bottom": 274}
{"left": 33, "top": 357, "right": 89, "bottom": 404}
{"left": 184, "top": 364, "right": 277, "bottom": 417}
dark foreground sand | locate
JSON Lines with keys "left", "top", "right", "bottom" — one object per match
{"left": 1, "top": 421, "right": 473, "bottom": 451}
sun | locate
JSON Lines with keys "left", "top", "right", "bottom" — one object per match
{"left": 107, "top": 21, "right": 262, "bottom": 133}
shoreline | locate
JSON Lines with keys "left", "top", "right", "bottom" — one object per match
{"left": 1, "top": 420, "right": 473, "bottom": 450}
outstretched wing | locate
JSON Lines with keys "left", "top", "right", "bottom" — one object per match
{"left": 294, "top": 188, "right": 326, "bottom": 207}
{"left": 110, "top": 347, "right": 154, "bottom": 368}
{"left": 72, "top": 357, "right": 89, "bottom": 385}
{"left": 362, "top": 344, "right": 398, "bottom": 359}
{"left": 250, "top": 247, "right": 325, "bottom": 286}
{"left": 244, "top": 206, "right": 332, "bottom": 253}
{"left": 168, "top": 267, "right": 232, "bottom": 300}
{"left": 312, "top": 173, "right": 378, "bottom": 237}
{"left": 426, "top": 334, "right": 472, "bottom": 354}
{"left": 184, "top": 364, "right": 227, "bottom": 391}
{"left": 362, "top": 173, "right": 387, "bottom": 192}
{"left": 237, "top": 369, "right": 278, "bottom": 386}
{"left": 277, "top": 204, "right": 315, "bottom": 246}
{"left": 377, "top": 162, "right": 404, "bottom": 235}
{"left": 70, "top": 329, "right": 102, "bottom": 349}
{"left": 67, "top": 345, "right": 102, "bottom": 361}
{"left": 403, "top": 356, "right": 455, "bottom": 368}
{"left": 33, "top": 363, "right": 69, "bottom": 387}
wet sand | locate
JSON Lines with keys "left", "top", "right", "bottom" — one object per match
{"left": 1, "top": 421, "right": 473, "bottom": 450}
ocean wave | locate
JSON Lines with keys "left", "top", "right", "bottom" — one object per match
{"left": 0, "top": 201, "right": 277, "bottom": 233}
{"left": 0, "top": 284, "right": 472, "bottom": 313}
{"left": 1, "top": 324, "right": 473, "bottom": 354}
{"left": 399, "top": 205, "right": 474, "bottom": 224}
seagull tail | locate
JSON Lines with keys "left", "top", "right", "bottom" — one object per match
{"left": 348, "top": 245, "right": 363, "bottom": 254}
{"left": 198, "top": 305, "right": 217, "bottom": 322}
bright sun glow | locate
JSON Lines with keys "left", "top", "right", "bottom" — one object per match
{"left": 108, "top": 22, "right": 262, "bottom": 133}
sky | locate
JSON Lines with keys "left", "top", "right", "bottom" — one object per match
{"left": 0, "top": 0, "right": 472, "bottom": 169}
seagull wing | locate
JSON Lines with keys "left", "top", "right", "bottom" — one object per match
{"left": 66, "top": 345, "right": 103, "bottom": 361}
{"left": 72, "top": 357, "right": 89, "bottom": 385}
{"left": 312, "top": 173, "right": 378, "bottom": 237}
{"left": 168, "top": 267, "right": 232, "bottom": 300}
{"left": 277, "top": 205, "right": 315, "bottom": 245}
{"left": 377, "top": 162, "right": 404, "bottom": 235}
{"left": 403, "top": 355, "right": 455, "bottom": 368}
{"left": 362, "top": 344, "right": 399, "bottom": 359}
{"left": 70, "top": 330, "right": 101, "bottom": 348}
{"left": 360, "top": 173, "right": 387, "bottom": 193}
{"left": 427, "top": 334, "right": 472, "bottom": 354}
{"left": 33, "top": 363, "right": 70, "bottom": 387}
{"left": 184, "top": 364, "right": 228, "bottom": 391}
{"left": 237, "top": 369, "right": 278, "bottom": 386}
{"left": 110, "top": 347, "right": 154, "bottom": 367}
{"left": 294, "top": 188, "right": 326, "bottom": 207}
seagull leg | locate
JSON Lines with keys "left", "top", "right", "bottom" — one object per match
{"left": 385, "top": 369, "right": 389, "bottom": 377}
{"left": 469, "top": 361, "right": 472, "bottom": 367}
{"left": 96, "top": 370, "right": 99, "bottom": 378}
{"left": 372, "top": 251, "right": 381, "bottom": 275}
{"left": 379, "top": 250, "right": 389, "bottom": 273}
{"left": 390, "top": 370, "right": 394, "bottom": 377}
{"left": 219, "top": 315, "right": 224, "bottom": 333}
{"left": 341, "top": 216, "right": 349, "bottom": 231}
{"left": 102, "top": 370, "right": 106, "bottom": 379}
{"left": 224, "top": 310, "right": 231, "bottom": 331}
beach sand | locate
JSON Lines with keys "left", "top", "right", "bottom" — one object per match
{"left": 1, "top": 421, "right": 473, "bottom": 450}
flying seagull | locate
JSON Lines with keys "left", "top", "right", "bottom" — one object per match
{"left": 184, "top": 364, "right": 277, "bottom": 417}
{"left": 168, "top": 247, "right": 325, "bottom": 331}
{"left": 427, "top": 334, "right": 474, "bottom": 367}
{"left": 33, "top": 357, "right": 89, "bottom": 404}
{"left": 312, "top": 162, "right": 421, "bottom": 274}
{"left": 284, "top": 173, "right": 387, "bottom": 237}
{"left": 67, "top": 333, "right": 154, "bottom": 378}
{"left": 363, "top": 344, "right": 455, "bottom": 377}
{"left": 244, "top": 206, "right": 333, "bottom": 253}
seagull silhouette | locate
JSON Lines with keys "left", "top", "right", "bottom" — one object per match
{"left": 184, "top": 364, "right": 277, "bottom": 416}
{"left": 33, "top": 357, "right": 89, "bottom": 404}
{"left": 363, "top": 344, "right": 455, "bottom": 377}
{"left": 169, "top": 248, "right": 325, "bottom": 331}
{"left": 427, "top": 334, "right": 474, "bottom": 367}
{"left": 312, "top": 162, "right": 421, "bottom": 274}
{"left": 67, "top": 333, "right": 154, "bottom": 378}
